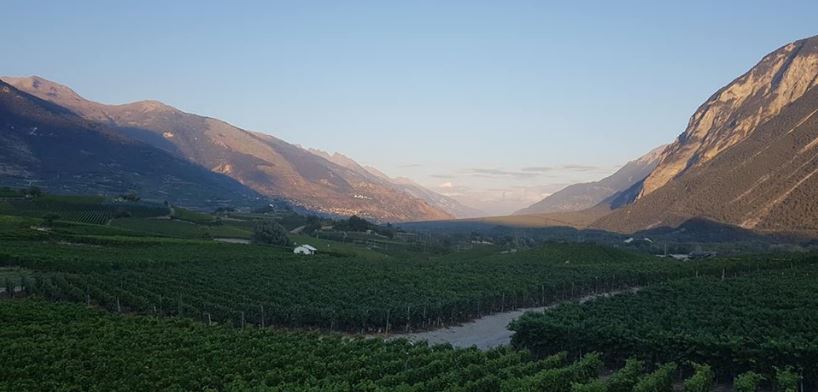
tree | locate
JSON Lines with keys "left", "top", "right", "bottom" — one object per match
{"left": 252, "top": 221, "right": 291, "bottom": 246}
{"left": 304, "top": 215, "right": 322, "bottom": 236}
{"left": 346, "top": 215, "right": 372, "bottom": 232}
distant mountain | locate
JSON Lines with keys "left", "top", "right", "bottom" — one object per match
{"left": 309, "top": 149, "right": 483, "bottom": 218}
{"left": 3, "top": 76, "right": 452, "bottom": 222}
{"left": 515, "top": 145, "right": 666, "bottom": 215}
{"left": 593, "top": 35, "right": 818, "bottom": 235}
{"left": 382, "top": 176, "right": 485, "bottom": 219}
{"left": 0, "top": 80, "right": 263, "bottom": 207}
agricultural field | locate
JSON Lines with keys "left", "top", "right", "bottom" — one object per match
{"left": 0, "top": 194, "right": 170, "bottom": 224}
{"left": 1, "top": 299, "right": 742, "bottom": 392}
{"left": 110, "top": 217, "right": 253, "bottom": 239}
{"left": 511, "top": 264, "right": 818, "bottom": 387}
{"left": 1, "top": 192, "right": 817, "bottom": 391}
{"left": 6, "top": 237, "right": 809, "bottom": 334}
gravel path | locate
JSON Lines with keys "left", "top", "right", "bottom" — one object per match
{"left": 393, "top": 287, "right": 639, "bottom": 350}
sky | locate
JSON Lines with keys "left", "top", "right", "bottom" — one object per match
{"left": 2, "top": 1, "right": 818, "bottom": 215}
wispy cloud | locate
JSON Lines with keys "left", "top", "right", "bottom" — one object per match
{"left": 522, "top": 164, "right": 606, "bottom": 173}
{"left": 521, "top": 166, "right": 555, "bottom": 173}
{"left": 465, "top": 168, "right": 539, "bottom": 179}
{"left": 398, "top": 163, "right": 423, "bottom": 168}
{"left": 561, "top": 164, "right": 604, "bottom": 172}
{"left": 430, "top": 173, "right": 455, "bottom": 179}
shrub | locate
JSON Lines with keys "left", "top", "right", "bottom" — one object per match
{"left": 608, "top": 358, "right": 644, "bottom": 392}
{"left": 683, "top": 363, "right": 714, "bottom": 392}
{"left": 775, "top": 367, "right": 799, "bottom": 392}
{"left": 734, "top": 371, "right": 764, "bottom": 392}
{"left": 633, "top": 363, "right": 677, "bottom": 392}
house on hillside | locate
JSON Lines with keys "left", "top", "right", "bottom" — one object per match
{"left": 293, "top": 244, "right": 317, "bottom": 255}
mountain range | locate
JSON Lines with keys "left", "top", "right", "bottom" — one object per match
{"left": 4, "top": 34, "right": 818, "bottom": 233}
{"left": 593, "top": 35, "right": 818, "bottom": 235}
{"left": 0, "top": 76, "right": 462, "bottom": 222}
{"left": 0, "top": 79, "right": 263, "bottom": 208}
{"left": 514, "top": 145, "right": 666, "bottom": 215}
{"left": 309, "top": 149, "right": 485, "bottom": 219}
{"left": 505, "top": 34, "right": 818, "bottom": 236}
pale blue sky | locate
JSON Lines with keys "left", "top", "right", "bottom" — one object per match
{"left": 2, "top": 1, "right": 817, "bottom": 214}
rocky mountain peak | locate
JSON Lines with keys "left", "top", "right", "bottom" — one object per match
{"left": 640, "top": 35, "right": 818, "bottom": 197}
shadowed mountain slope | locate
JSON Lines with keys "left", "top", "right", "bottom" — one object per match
{"left": 0, "top": 81, "right": 263, "bottom": 208}
{"left": 3, "top": 76, "right": 452, "bottom": 222}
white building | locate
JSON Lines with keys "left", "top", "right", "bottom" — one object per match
{"left": 293, "top": 244, "right": 318, "bottom": 255}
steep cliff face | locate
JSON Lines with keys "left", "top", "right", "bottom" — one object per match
{"left": 593, "top": 35, "right": 818, "bottom": 235}
{"left": 641, "top": 36, "right": 818, "bottom": 197}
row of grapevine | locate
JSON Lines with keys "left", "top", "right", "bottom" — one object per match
{"left": 511, "top": 265, "right": 818, "bottom": 388}
{"left": 15, "top": 247, "right": 813, "bottom": 333}
{"left": 1, "top": 299, "right": 754, "bottom": 392}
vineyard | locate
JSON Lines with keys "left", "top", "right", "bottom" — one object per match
{"left": 0, "top": 195, "right": 169, "bottom": 225}
{"left": 510, "top": 265, "right": 818, "bottom": 387}
{"left": 1, "top": 192, "right": 817, "bottom": 390}
{"left": 110, "top": 217, "right": 253, "bottom": 239}
{"left": 5, "top": 242, "right": 809, "bottom": 334}
{"left": 1, "top": 299, "right": 755, "bottom": 392}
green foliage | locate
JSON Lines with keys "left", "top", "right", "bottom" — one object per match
{"left": 734, "top": 371, "right": 764, "bottom": 392}
{"left": 110, "top": 217, "right": 251, "bottom": 239}
{"left": 171, "top": 207, "right": 217, "bottom": 224}
{"left": 607, "top": 358, "right": 645, "bottom": 392}
{"left": 571, "top": 379, "right": 607, "bottom": 392}
{"left": 0, "top": 300, "right": 641, "bottom": 392}
{"left": 683, "top": 363, "right": 714, "bottom": 392}
{"left": 511, "top": 264, "right": 818, "bottom": 382}
{"left": 0, "top": 187, "right": 22, "bottom": 197}
{"left": 0, "top": 195, "right": 168, "bottom": 225}
{"left": 4, "top": 278, "right": 13, "bottom": 298}
{"left": 500, "top": 352, "right": 602, "bottom": 392}
{"left": 6, "top": 240, "right": 797, "bottom": 333}
{"left": 345, "top": 215, "right": 372, "bottom": 232}
{"left": 252, "top": 220, "right": 291, "bottom": 246}
{"left": 633, "top": 363, "right": 677, "bottom": 392}
{"left": 775, "top": 367, "right": 799, "bottom": 392}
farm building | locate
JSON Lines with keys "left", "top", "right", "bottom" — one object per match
{"left": 293, "top": 244, "right": 317, "bottom": 255}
